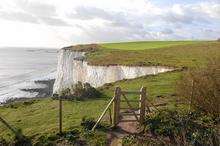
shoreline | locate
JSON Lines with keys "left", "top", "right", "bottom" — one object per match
{"left": 0, "top": 79, "right": 55, "bottom": 105}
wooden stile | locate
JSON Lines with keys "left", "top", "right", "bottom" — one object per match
{"left": 92, "top": 86, "right": 148, "bottom": 131}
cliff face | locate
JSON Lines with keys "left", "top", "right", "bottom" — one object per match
{"left": 53, "top": 49, "right": 173, "bottom": 94}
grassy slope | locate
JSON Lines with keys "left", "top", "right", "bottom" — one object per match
{"left": 88, "top": 41, "right": 220, "bottom": 68}
{"left": 1, "top": 41, "right": 219, "bottom": 141}
{"left": 0, "top": 98, "right": 108, "bottom": 140}
{"left": 101, "top": 41, "right": 199, "bottom": 50}
{"left": 0, "top": 71, "right": 180, "bottom": 140}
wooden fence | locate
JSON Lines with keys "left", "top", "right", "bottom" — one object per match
{"left": 92, "top": 86, "right": 148, "bottom": 131}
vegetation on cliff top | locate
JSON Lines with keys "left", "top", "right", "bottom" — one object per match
{"left": 87, "top": 41, "right": 220, "bottom": 68}
{"left": 0, "top": 41, "right": 219, "bottom": 145}
{"left": 100, "top": 40, "right": 200, "bottom": 50}
{"left": 63, "top": 41, "right": 220, "bottom": 68}
{"left": 0, "top": 71, "right": 180, "bottom": 141}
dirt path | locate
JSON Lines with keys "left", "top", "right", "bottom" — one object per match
{"left": 107, "top": 111, "right": 140, "bottom": 146}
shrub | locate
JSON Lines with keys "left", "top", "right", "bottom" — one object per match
{"left": 0, "top": 138, "right": 8, "bottom": 146}
{"left": 80, "top": 117, "right": 110, "bottom": 131}
{"left": 122, "top": 135, "right": 166, "bottom": 146}
{"left": 177, "top": 58, "right": 220, "bottom": 116}
{"left": 59, "top": 81, "right": 102, "bottom": 100}
{"left": 81, "top": 117, "right": 97, "bottom": 130}
{"left": 144, "top": 109, "right": 219, "bottom": 146}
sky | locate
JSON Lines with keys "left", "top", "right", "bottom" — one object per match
{"left": 0, "top": 0, "right": 219, "bottom": 48}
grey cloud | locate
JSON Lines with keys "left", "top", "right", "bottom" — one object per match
{"left": 71, "top": 6, "right": 173, "bottom": 41}
{"left": 2, "top": 0, "right": 69, "bottom": 26}
{"left": 163, "top": 12, "right": 193, "bottom": 24}
{"left": 71, "top": 6, "right": 112, "bottom": 20}
{"left": 161, "top": 5, "right": 214, "bottom": 25}
{"left": 0, "top": 10, "right": 69, "bottom": 26}
{"left": 71, "top": 6, "right": 144, "bottom": 30}
{"left": 0, "top": 0, "right": 69, "bottom": 26}
{"left": 15, "top": 0, "right": 56, "bottom": 17}
{"left": 72, "top": 3, "right": 220, "bottom": 41}
{"left": 161, "top": 29, "right": 174, "bottom": 35}
{"left": 0, "top": 11, "right": 38, "bottom": 23}
{"left": 39, "top": 16, "right": 69, "bottom": 26}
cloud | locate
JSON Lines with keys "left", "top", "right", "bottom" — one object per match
{"left": 161, "top": 3, "right": 220, "bottom": 25}
{"left": 0, "top": 0, "right": 69, "bottom": 26}
{"left": 70, "top": 6, "right": 112, "bottom": 20}
{"left": 39, "top": 16, "right": 69, "bottom": 26}
{"left": 70, "top": 1, "right": 220, "bottom": 42}
{"left": 0, "top": 11, "right": 38, "bottom": 23}
{"left": 15, "top": 0, "right": 56, "bottom": 17}
{"left": 161, "top": 29, "right": 174, "bottom": 35}
{"left": 70, "top": 6, "right": 145, "bottom": 31}
{"left": 0, "top": 0, "right": 219, "bottom": 47}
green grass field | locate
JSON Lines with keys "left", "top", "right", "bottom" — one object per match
{"left": 101, "top": 41, "right": 200, "bottom": 50}
{"left": 0, "top": 40, "right": 219, "bottom": 142}
{"left": 0, "top": 71, "right": 180, "bottom": 141}
{"left": 88, "top": 41, "right": 220, "bottom": 68}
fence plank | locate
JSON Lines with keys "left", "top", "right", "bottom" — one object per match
{"left": 139, "top": 87, "right": 146, "bottom": 124}
{"left": 113, "top": 87, "right": 121, "bottom": 127}
{"left": 109, "top": 108, "right": 112, "bottom": 125}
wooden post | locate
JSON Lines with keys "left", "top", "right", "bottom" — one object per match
{"left": 189, "top": 79, "right": 194, "bottom": 111}
{"left": 113, "top": 87, "right": 121, "bottom": 127}
{"left": 139, "top": 86, "right": 146, "bottom": 124}
{"left": 59, "top": 96, "right": 62, "bottom": 134}
{"left": 109, "top": 108, "right": 112, "bottom": 125}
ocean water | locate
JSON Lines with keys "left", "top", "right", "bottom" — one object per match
{"left": 0, "top": 47, "right": 58, "bottom": 103}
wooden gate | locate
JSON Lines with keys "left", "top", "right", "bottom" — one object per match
{"left": 92, "top": 86, "right": 148, "bottom": 131}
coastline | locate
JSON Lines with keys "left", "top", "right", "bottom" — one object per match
{"left": 0, "top": 79, "right": 55, "bottom": 105}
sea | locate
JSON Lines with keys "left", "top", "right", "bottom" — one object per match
{"left": 0, "top": 47, "right": 58, "bottom": 103}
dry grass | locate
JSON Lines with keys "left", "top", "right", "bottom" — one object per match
{"left": 177, "top": 57, "right": 220, "bottom": 115}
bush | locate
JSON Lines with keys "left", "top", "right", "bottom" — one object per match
{"left": 81, "top": 117, "right": 110, "bottom": 131}
{"left": 177, "top": 58, "right": 220, "bottom": 116}
{"left": 59, "top": 81, "right": 102, "bottom": 100}
{"left": 122, "top": 135, "right": 166, "bottom": 146}
{"left": 144, "top": 109, "right": 219, "bottom": 146}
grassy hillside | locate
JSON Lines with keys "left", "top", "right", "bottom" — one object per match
{"left": 0, "top": 40, "right": 219, "bottom": 143}
{"left": 88, "top": 41, "right": 220, "bottom": 68}
{"left": 101, "top": 41, "right": 200, "bottom": 50}
{"left": 0, "top": 71, "right": 180, "bottom": 141}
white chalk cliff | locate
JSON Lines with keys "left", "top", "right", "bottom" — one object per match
{"left": 53, "top": 49, "right": 173, "bottom": 93}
